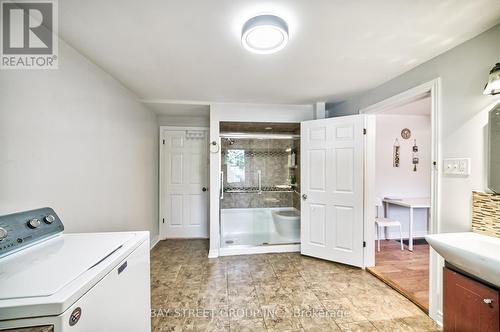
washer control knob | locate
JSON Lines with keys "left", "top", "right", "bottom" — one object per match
{"left": 27, "top": 218, "right": 41, "bottom": 229}
{"left": 44, "top": 214, "right": 55, "bottom": 224}
{"left": 0, "top": 227, "right": 7, "bottom": 240}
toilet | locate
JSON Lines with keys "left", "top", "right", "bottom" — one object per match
{"left": 272, "top": 209, "right": 300, "bottom": 240}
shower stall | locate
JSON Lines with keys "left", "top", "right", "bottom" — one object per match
{"left": 219, "top": 122, "right": 301, "bottom": 254}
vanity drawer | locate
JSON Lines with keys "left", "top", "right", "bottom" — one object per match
{"left": 444, "top": 267, "right": 499, "bottom": 332}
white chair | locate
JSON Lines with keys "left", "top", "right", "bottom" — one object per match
{"left": 375, "top": 198, "right": 403, "bottom": 252}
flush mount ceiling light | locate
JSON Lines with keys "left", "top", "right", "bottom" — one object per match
{"left": 241, "top": 14, "right": 289, "bottom": 54}
{"left": 484, "top": 63, "right": 500, "bottom": 95}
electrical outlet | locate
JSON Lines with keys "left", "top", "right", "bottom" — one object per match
{"left": 443, "top": 158, "right": 471, "bottom": 176}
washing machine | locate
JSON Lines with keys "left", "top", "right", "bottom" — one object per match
{"left": 0, "top": 208, "right": 151, "bottom": 332}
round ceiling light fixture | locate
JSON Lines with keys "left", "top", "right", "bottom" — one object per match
{"left": 241, "top": 14, "right": 289, "bottom": 54}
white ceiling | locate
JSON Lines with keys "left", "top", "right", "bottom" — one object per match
{"left": 59, "top": 0, "right": 500, "bottom": 106}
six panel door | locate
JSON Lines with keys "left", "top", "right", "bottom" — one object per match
{"left": 300, "top": 115, "right": 365, "bottom": 267}
{"left": 163, "top": 130, "right": 208, "bottom": 238}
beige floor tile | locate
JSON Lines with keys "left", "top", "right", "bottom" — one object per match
{"left": 230, "top": 318, "right": 268, "bottom": 332}
{"left": 401, "top": 315, "right": 442, "bottom": 331}
{"left": 322, "top": 298, "right": 367, "bottom": 324}
{"left": 150, "top": 240, "right": 439, "bottom": 332}
{"left": 337, "top": 321, "right": 378, "bottom": 332}
{"left": 260, "top": 304, "right": 303, "bottom": 331}
{"left": 152, "top": 316, "right": 195, "bottom": 332}
{"left": 371, "top": 318, "right": 413, "bottom": 331}
{"left": 193, "top": 315, "right": 230, "bottom": 332}
{"left": 299, "top": 316, "right": 340, "bottom": 332}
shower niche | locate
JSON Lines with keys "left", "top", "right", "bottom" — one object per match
{"left": 219, "top": 122, "right": 301, "bottom": 251}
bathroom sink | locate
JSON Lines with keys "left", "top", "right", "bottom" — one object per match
{"left": 426, "top": 232, "right": 500, "bottom": 287}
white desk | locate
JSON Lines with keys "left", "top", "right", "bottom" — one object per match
{"left": 382, "top": 198, "right": 431, "bottom": 251}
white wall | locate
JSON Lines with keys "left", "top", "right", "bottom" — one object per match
{"left": 208, "top": 103, "right": 314, "bottom": 257}
{"left": 0, "top": 40, "right": 159, "bottom": 243}
{"left": 376, "top": 115, "right": 431, "bottom": 239}
{"left": 157, "top": 114, "right": 209, "bottom": 127}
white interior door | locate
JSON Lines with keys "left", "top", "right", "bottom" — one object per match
{"left": 300, "top": 115, "right": 365, "bottom": 267}
{"left": 162, "top": 129, "right": 209, "bottom": 238}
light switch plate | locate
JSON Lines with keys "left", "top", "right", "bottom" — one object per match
{"left": 443, "top": 158, "right": 471, "bottom": 176}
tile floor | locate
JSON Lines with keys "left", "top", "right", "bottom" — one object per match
{"left": 150, "top": 239, "right": 441, "bottom": 332}
{"left": 368, "top": 240, "right": 429, "bottom": 312}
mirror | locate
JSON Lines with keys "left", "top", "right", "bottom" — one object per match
{"left": 488, "top": 103, "right": 500, "bottom": 193}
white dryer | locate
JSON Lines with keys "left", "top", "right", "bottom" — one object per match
{"left": 0, "top": 208, "right": 151, "bottom": 332}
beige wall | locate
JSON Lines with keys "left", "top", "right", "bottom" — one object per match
{"left": 0, "top": 40, "right": 159, "bottom": 243}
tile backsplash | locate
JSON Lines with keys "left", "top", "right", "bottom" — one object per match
{"left": 472, "top": 191, "right": 500, "bottom": 238}
{"left": 222, "top": 192, "right": 292, "bottom": 209}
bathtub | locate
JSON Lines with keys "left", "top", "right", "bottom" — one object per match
{"left": 220, "top": 207, "right": 300, "bottom": 256}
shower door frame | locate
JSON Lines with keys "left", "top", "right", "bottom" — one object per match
{"left": 218, "top": 132, "right": 302, "bottom": 256}
{"left": 208, "top": 103, "right": 316, "bottom": 259}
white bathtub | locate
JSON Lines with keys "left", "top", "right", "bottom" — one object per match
{"left": 220, "top": 207, "right": 300, "bottom": 255}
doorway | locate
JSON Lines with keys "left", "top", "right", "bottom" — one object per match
{"left": 366, "top": 94, "right": 432, "bottom": 312}
{"left": 361, "top": 79, "right": 441, "bottom": 321}
{"left": 159, "top": 126, "right": 209, "bottom": 239}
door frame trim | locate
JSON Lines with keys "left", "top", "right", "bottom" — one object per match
{"left": 159, "top": 126, "right": 209, "bottom": 240}
{"left": 359, "top": 78, "right": 442, "bottom": 324}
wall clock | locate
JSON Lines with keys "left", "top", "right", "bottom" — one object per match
{"left": 401, "top": 128, "right": 411, "bottom": 139}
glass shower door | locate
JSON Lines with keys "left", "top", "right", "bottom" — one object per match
{"left": 220, "top": 136, "right": 300, "bottom": 247}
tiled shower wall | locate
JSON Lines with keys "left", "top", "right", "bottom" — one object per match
{"left": 220, "top": 138, "right": 300, "bottom": 209}
{"left": 221, "top": 192, "right": 293, "bottom": 209}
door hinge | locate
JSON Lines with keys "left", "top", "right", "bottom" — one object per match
{"left": 363, "top": 128, "right": 367, "bottom": 135}
{"left": 363, "top": 241, "right": 366, "bottom": 248}
{"left": 162, "top": 218, "right": 165, "bottom": 224}
{"left": 162, "top": 139, "right": 165, "bottom": 145}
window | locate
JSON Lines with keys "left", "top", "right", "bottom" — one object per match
{"left": 226, "top": 149, "right": 245, "bottom": 183}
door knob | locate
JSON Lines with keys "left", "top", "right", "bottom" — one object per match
{"left": 202, "top": 187, "right": 207, "bottom": 192}
{"left": 483, "top": 298, "right": 494, "bottom": 305}
{"left": 302, "top": 194, "right": 307, "bottom": 200}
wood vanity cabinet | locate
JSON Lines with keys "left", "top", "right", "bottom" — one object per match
{"left": 444, "top": 267, "right": 500, "bottom": 332}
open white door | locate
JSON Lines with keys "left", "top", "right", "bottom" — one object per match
{"left": 301, "top": 115, "right": 365, "bottom": 267}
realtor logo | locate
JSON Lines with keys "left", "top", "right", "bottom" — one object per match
{"left": 1, "top": 0, "right": 58, "bottom": 69}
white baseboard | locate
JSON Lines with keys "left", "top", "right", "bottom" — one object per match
{"left": 208, "top": 249, "right": 219, "bottom": 258}
{"left": 219, "top": 244, "right": 300, "bottom": 256}
{"left": 435, "top": 310, "right": 443, "bottom": 327}
{"left": 150, "top": 235, "right": 160, "bottom": 250}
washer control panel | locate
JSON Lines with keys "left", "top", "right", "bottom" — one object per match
{"left": 0, "top": 207, "right": 64, "bottom": 258}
